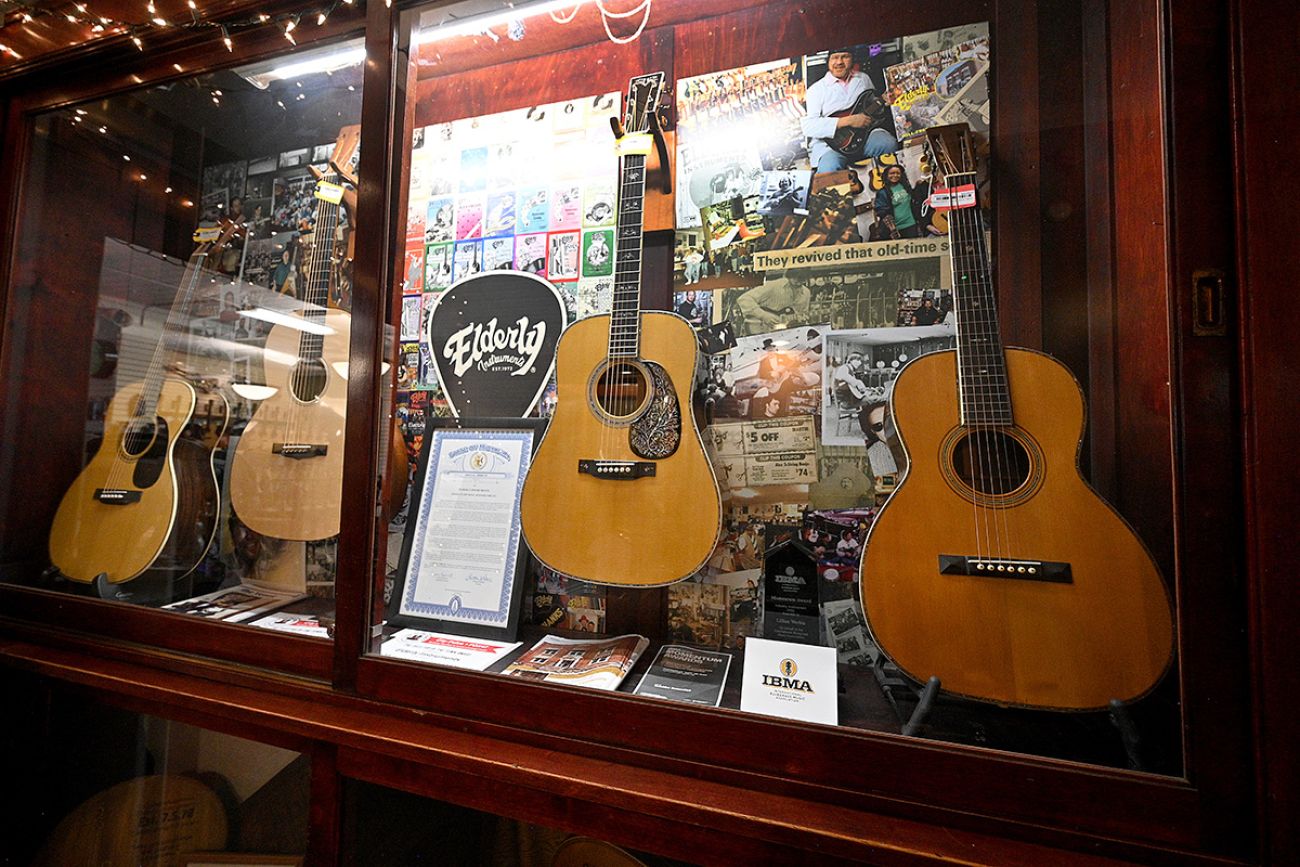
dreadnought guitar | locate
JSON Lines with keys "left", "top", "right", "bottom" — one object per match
{"left": 48, "top": 224, "right": 239, "bottom": 584}
{"left": 859, "top": 124, "right": 1174, "bottom": 710}
{"left": 521, "top": 74, "right": 722, "bottom": 587}
{"left": 229, "top": 127, "right": 359, "bottom": 541}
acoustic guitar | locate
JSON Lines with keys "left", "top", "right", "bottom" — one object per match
{"left": 521, "top": 74, "right": 722, "bottom": 587}
{"left": 858, "top": 124, "right": 1174, "bottom": 710}
{"left": 228, "top": 127, "right": 359, "bottom": 542}
{"left": 48, "top": 224, "right": 239, "bottom": 584}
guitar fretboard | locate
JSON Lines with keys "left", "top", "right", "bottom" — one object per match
{"left": 609, "top": 153, "right": 647, "bottom": 359}
{"left": 297, "top": 175, "right": 342, "bottom": 363}
{"left": 946, "top": 172, "right": 1012, "bottom": 425}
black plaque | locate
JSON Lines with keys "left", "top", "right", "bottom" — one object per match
{"left": 762, "top": 539, "right": 822, "bottom": 645}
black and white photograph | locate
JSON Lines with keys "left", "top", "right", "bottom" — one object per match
{"left": 820, "top": 325, "right": 954, "bottom": 447}
{"left": 201, "top": 160, "right": 247, "bottom": 208}
{"left": 279, "top": 146, "right": 310, "bottom": 169}
{"left": 247, "top": 154, "right": 278, "bottom": 175}
{"left": 718, "top": 324, "right": 826, "bottom": 421}
{"left": 757, "top": 170, "right": 813, "bottom": 215}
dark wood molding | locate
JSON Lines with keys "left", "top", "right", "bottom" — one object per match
{"left": 1233, "top": 1, "right": 1300, "bottom": 865}
{"left": 0, "top": 635, "right": 1232, "bottom": 866}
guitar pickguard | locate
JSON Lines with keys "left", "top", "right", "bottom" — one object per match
{"left": 629, "top": 361, "right": 681, "bottom": 460}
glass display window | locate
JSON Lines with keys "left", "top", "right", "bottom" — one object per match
{"left": 1, "top": 673, "right": 311, "bottom": 865}
{"left": 364, "top": 0, "right": 1190, "bottom": 787}
{"left": 0, "top": 35, "right": 367, "bottom": 650}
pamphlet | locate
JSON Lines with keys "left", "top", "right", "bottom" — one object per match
{"left": 379, "top": 629, "right": 521, "bottom": 671}
{"left": 162, "top": 584, "right": 307, "bottom": 623}
{"left": 633, "top": 645, "right": 732, "bottom": 707}
{"left": 248, "top": 613, "right": 333, "bottom": 639}
{"left": 502, "top": 634, "right": 649, "bottom": 690}
{"left": 739, "top": 636, "right": 839, "bottom": 725}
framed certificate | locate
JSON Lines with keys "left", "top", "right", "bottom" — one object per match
{"left": 388, "top": 416, "right": 545, "bottom": 641}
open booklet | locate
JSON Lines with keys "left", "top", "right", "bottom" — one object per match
{"left": 502, "top": 634, "right": 649, "bottom": 690}
{"left": 162, "top": 584, "right": 307, "bottom": 623}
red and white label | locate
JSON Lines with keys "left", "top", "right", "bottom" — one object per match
{"left": 929, "top": 183, "right": 977, "bottom": 210}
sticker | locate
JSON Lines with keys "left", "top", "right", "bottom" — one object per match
{"left": 192, "top": 226, "right": 221, "bottom": 243}
{"left": 929, "top": 183, "right": 977, "bottom": 210}
{"left": 615, "top": 132, "right": 654, "bottom": 156}
{"left": 315, "top": 180, "right": 345, "bottom": 204}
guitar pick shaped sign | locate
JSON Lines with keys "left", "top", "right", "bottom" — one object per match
{"left": 426, "top": 271, "right": 566, "bottom": 418}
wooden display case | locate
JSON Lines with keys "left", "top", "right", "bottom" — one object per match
{"left": 0, "top": 0, "right": 1293, "bottom": 863}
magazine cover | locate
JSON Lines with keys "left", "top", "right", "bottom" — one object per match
{"left": 502, "top": 634, "right": 648, "bottom": 690}
{"left": 633, "top": 645, "right": 733, "bottom": 706}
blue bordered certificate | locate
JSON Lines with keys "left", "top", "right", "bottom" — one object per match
{"left": 399, "top": 427, "right": 533, "bottom": 628}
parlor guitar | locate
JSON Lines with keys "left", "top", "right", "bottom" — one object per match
{"left": 521, "top": 74, "right": 722, "bottom": 587}
{"left": 48, "top": 224, "right": 239, "bottom": 584}
{"left": 858, "top": 124, "right": 1174, "bottom": 710}
{"left": 228, "top": 127, "right": 359, "bottom": 542}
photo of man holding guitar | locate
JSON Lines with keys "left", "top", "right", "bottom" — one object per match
{"left": 801, "top": 46, "right": 899, "bottom": 173}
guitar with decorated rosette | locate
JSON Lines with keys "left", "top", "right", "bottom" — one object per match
{"left": 858, "top": 124, "right": 1174, "bottom": 710}
{"left": 520, "top": 73, "right": 722, "bottom": 587}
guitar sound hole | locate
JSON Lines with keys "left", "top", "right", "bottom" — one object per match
{"left": 289, "top": 359, "right": 329, "bottom": 403}
{"left": 951, "top": 429, "right": 1032, "bottom": 496}
{"left": 121, "top": 418, "right": 158, "bottom": 457}
{"left": 595, "top": 362, "right": 649, "bottom": 419}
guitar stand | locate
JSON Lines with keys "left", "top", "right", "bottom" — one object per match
{"left": 89, "top": 570, "right": 180, "bottom": 607}
{"left": 872, "top": 655, "right": 1149, "bottom": 769}
{"left": 1108, "top": 698, "right": 1145, "bottom": 771}
{"left": 871, "top": 655, "right": 940, "bottom": 736}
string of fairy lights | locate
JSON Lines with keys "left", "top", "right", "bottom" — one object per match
{"left": 0, "top": 0, "right": 363, "bottom": 62}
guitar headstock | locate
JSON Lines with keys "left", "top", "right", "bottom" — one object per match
{"left": 329, "top": 124, "right": 361, "bottom": 187}
{"left": 624, "top": 72, "right": 666, "bottom": 135}
{"left": 923, "top": 123, "right": 978, "bottom": 185}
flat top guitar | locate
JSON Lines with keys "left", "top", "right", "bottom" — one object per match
{"left": 49, "top": 223, "right": 239, "bottom": 584}
{"left": 229, "top": 127, "right": 359, "bottom": 542}
{"left": 521, "top": 74, "right": 722, "bottom": 587}
{"left": 858, "top": 124, "right": 1174, "bottom": 710}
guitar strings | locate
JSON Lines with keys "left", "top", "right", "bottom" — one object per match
{"left": 969, "top": 190, "right": 1018, "bottom": 566}
{"left": 940, "top": 147, "right": 992, "bottom": 567}
{"left": 285, "top": 178, "right": 340, "bottom": 452}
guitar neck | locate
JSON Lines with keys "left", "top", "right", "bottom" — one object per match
{"left": 945, "top": 171, "right": 1012, "bottom": 425}
{"left": 298, "top": 174, "right": 343, "bottom": 362}
{"left": 610, "top": 153, "right": 647, "bottom": 360}
{"left": 137, "top": 246, "right": 212, "bottom": 418}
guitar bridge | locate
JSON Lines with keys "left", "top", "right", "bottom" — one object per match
{"left": 939, "top": 555, "right": 1072, "bottom": 584}
{"left": 579, "top": 459, "right": 656, "bottom": 480}
{"left": 273, "top": 443, "right": 328, "bottom": 459}
{"left": 94, "top": 488, "right": 142, "bottom": 505}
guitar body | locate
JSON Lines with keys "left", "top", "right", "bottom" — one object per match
{"left": 49, "top": 378, "right": 226, "bottom": 584}
{"left": 830, "top": 90, "right": 891, "bottom": 157}
{"left": 522, "top": 312, "right": 721, "bottom": 586}
{"left": 229, "top": 308, "right": 350, "bottom": 541}
{"left": 860, "top": 348, "right": 1174, "bottom": 709}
